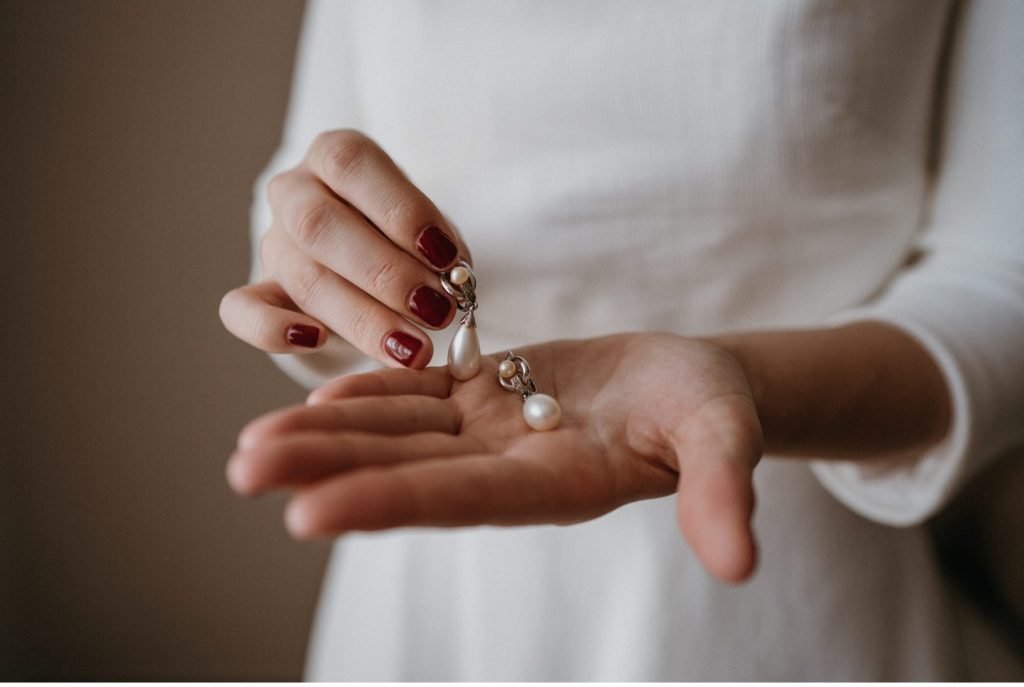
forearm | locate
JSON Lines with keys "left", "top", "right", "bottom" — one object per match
{"left": 712, "top": 322, "right": 952, "bottom": 461}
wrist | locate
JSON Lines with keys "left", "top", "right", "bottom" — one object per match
{"left": 704, "top": 332, "right": 776, "bottom": 451}
{"left": 704, "top": 323, "right": 952, "bottom": 461}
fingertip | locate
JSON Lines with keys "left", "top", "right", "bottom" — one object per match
{"left": 712, "top": 478, "right": 758, "bottom": 584}
{"left": 406, "top": 334, "right": 434, "bottom": 370}
{"left": 307, "top": 374, "right": 362, "bottom": 404}
{"left": 306, "top": 388, "right": 329, "bottom": 406}
{"left": 219, "top": 281, "right": 331, "bottom": 354}
{"left": 706, "top": 523, "right": 758, "bottom": 584}
{"left": 285, "top": 496, "right": 321, "bottom": 540}
{"left": 237, "top": 420, "right": 267, "bottom": 451}
{"left": 676, "top": 460, "right": 758, "bottom": 584}
{"left": 678, "top": 499, "right": 758, "bottom": 584}
{"left": 218, "top": 289, "right": 238, "bottom": 327}
{"left": 415, "top": 338, "right": 434, "bottom": 369}
{"left": 226, "top": 454, "right": 259, "bottom": 496}
{"left": 236, "top": 405, "right": 301, "bottom": 448}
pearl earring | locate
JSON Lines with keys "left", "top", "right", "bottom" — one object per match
{"left": 440, "top": 260, "right": 481, "bottom": 380}
{"left": 498, "top": 352, "right": 562, "bottom": 431}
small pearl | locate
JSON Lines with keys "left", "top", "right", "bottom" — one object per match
{"left": 449, "top": 266, "right": 470, "bottom": 286}
{"left": 498, "top": 360, "right": 517, "bottom": 379}
{"left": 522, "top": 393, "right": 561, "bottom": 431}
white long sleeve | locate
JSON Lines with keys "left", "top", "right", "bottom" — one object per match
{"left": 812, "top": 0, "right": 1024, "bottom": 525}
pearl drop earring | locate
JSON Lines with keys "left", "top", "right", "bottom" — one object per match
{"left": 498, "top": 351, "right": 562, "bottom": 431}
{"left": 440, "top": 260, "right": 481, "bottom": 380}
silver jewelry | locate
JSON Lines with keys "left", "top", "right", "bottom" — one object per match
{"left": 498, "top": 351, "right": 562, "bottom": 431}
{"left": 440, "top": 260, "right": 481, "bottom": 380}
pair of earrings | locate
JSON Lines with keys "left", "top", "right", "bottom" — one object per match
{"left": 440, "top": 262, "right": 561, "bottom": 431}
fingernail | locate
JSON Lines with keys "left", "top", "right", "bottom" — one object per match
{"left": 383, "top": 331, "right": 423, "bottom": 366}
{"left": 286, "top": 324, "right": 320, "bottom": 348}
{"left": 415, "top": 225, "right": 458, "bottom": 269}
{"left": 408, "top": 285, "right": 453, "bottom": 327}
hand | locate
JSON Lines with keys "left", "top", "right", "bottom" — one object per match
{"left": 219, "top": 129, "right": 468, "bottom": 368}
{"left": 228, "top": 333, "right": 763, "bottom": 583}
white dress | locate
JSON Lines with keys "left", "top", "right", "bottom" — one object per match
{"left": 249, "top": 1, "right": 1024, "bottom": 679}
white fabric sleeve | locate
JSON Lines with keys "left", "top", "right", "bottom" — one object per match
{"left": 811, "top": 0, "right": 1024, "bottom": 526}
{"left": 248, "top": 1, "right": 380, "bottom": 390}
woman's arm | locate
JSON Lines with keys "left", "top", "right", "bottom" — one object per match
{"left": 788, "top": 0, "right": 1024, "bottom": 526}
{"left": 714, "top": 321, "right": 951, "bottom": 462}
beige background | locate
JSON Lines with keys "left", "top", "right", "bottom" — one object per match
{"left": 1, "top": 0, "right": 327, "bottom": 679}
{"left": 1, "top": 0, "right": 1021, "bottom": 680}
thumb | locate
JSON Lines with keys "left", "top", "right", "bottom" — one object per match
{"left": 672, "top": 397, "right": 762, "bottom": 583}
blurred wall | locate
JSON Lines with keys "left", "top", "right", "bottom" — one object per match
{"left": 0, "top": 1, "right": 328, "bottom": 679}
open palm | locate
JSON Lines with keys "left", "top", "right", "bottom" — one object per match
{"left": 229, "top": 333, "right": 764, "bottom": 582}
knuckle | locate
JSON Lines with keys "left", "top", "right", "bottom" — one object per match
{"left": 291, "top": 261, "right": 329, "bottom": 306}
{"left": 265, "top": 170, "right": 293, "bottom": 205}
{"left": 398, "top": 396, "right": 436, "bottom": 431}
{"left": 341, "top": 303, "right": 376, "bottom": 344}
{"left": 319, "top": 130, "right": 373, "bottom": 183}
{"left": 312, "top": 129, "right": 350, "bottom": 153}
{"left": 379, "top": 191, "right": 430, "bottom": 237}
{"left": 367, "top": 258, "right": 402, "bottom": 297}
{"left": 292, "top": 201, "right": 335, "bottom": 248}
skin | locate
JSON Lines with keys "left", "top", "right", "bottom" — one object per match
{"left": 227, "top": 325, "right": 950, "bottom": 584}
{"left": 220, "top": 130, "right": 952, "bottom": 584}
{"left": 219, "top": 130, "right": 471, "bottom": 367}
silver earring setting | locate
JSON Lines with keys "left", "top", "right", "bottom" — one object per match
{"left": 442, "top": 265, "right": 562, "bottom": 430}
{"left": 498, "top": 352, "right": 562, "bottom": 431}
{"left": 440, "top": 260, "right": 481, "bottom": 381}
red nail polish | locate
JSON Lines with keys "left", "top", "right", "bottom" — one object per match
{"left": 409, "top": 285, "right": 453, "bottom": 327}
{"left": 415, "top": 226, "right": 458, "bottom": 269}
{"left": 383, "top": 331, "right": 423, "bottom": 366}
{"left": 287, "top": 324, "right": 320, "bottom": 348}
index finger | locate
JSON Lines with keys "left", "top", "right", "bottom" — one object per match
{"left": 306, "top": 129, "right": 466, "bottom": 270}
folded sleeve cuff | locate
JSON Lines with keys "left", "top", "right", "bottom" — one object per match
{"left": 810, "top": 310, "right": 972, "bottom": 526}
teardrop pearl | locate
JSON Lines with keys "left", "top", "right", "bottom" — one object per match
{"left": 522, "top": 393, "right": 562, "bottom": 431}
{"left": 448, "top": 320, "right": 481, "bottom": 380}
